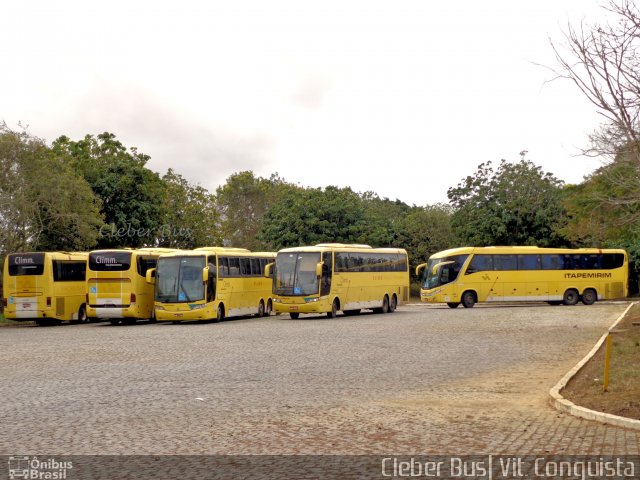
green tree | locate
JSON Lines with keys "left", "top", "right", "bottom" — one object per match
{"left": 0, "top": 123, "right": 103, "bottom": 256}
{"left": 447, "top": 156, "right": 567, "bottom": 246}
{"left": 358, "top": 193, "right": 411, "bottom": 247}
{"left": 396, "top": 204, "right": 457, "bottom": 274}
{"left": 216, "top": 171, "right": 291, "bottom": 249}
{"left": 160, "top": 169, "right": 221, "bottom": 248}
{"left": 53, "top": 133, "right": 166, "bottom": 248}
{"left": 259, "top": 186, "right": 367, "bottom": 249}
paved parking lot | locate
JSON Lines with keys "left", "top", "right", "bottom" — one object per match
{"left": 1, "top": 302, "right": 638, "bottom": 455}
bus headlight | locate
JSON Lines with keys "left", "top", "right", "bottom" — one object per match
{"left": 156, "top": 305, "right": 166, "bottom": 311}
{"left": 304, "top": 297, "right": 319, "bottom": 303}
{"left": 189, "top": 304, "right": 205, "bottom": 310}
{"left": 272, "top": 298, "right": 281, "bottom": 303}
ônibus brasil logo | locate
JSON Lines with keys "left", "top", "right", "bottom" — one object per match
{"left": 8, "top": 456, "right": 73, "bottom": 479}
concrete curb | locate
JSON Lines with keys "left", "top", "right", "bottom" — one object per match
{"left": 549, "top": 301, "right": 640, "bottom": 430}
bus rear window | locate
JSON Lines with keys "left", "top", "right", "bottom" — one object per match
{"left": 8, "top": 253, "right": 45, "bottom": 276}
{"left": 89, "top": 252, "right": 132, "bottom": 271}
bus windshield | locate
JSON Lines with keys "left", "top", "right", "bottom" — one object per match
{"left": 156, "top": 256, "right": 206, "bottom": 303}
{"left": 422, "top": 254, "right": 469, "bottom": 289}
{"left": 274, "top": 252, "right": 321, "bottom": 296}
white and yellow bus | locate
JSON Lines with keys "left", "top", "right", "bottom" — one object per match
{"left": 416, "top": 246, "right": 628, "bottom": 308}
{"left": 3, "top": 251, "right": 88, "bottom": 325}
{"left": 150, "top": 247, "right": 276, "bottom": 322}
{"left": 86, "top": 247, "right": 176, "bottom": 325}
{"left": 267, "top": 243, "right": 410, "bottom": 319}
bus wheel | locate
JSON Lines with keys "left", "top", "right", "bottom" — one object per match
{"left": 290, "top": 312, "right": 300, "bottom": 319}
{"left": 389, "top": 294, "right": 397, "bottom": 313}
{"left": 216, "top": 305, "right": 225, "bottom": 322}
{"left": 581, "top": 288, "right": 597, "bottom": 305}
{"left": 265, "top": 300, "right": 273, "bottom": 316}
{"left": 381, "top": 295, "right": 390, "bottom": 314}
{"left": 327, "top": 299, "right": 339, "bottom": 318}
{"left": 447, "top": 302, "right": 460, "bottom": 309}
{"left": 563, "top": 289, "right": 579, "bottom": 306}
{"left": 78, "top": 306, "right": 88, "bottom": 323}
{"left": 257, "top": 300, "right": 265, "bottom": 317}
{"left": 461, "top": 291, "right": 476, "bottom": 308}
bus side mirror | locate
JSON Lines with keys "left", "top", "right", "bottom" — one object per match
{"left": 202, "top": 266, "right": 210, "bottom": 283}
{"left": 146, "top": 268, "right": 156, "bottom": 285}
{"left": 415, "top": 263, "right": 426, "bottom": 277}
{"left": 316, "top": 262, "right": 323, "bottom": 277}
{"left": 264, "top": 262, "right": 273, "bottom": 278}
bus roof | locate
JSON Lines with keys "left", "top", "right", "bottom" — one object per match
{"left": 88, "top": 248, "right": 178, "bottom": 257}
{"left": 194, "top": 247, "right": 251, "bottom": 253}
{"left": 7, "top": 251, "right": 88, "bottom": 261}
{"left": 158, "top": 249, "right": 275, "bottom": 259}
{"left": 428, "top": 246, "right": 628, "bottom": 260}
{"left": 278, "top": 244, "right": 407, "bottom": 254}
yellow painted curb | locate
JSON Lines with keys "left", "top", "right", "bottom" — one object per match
{"left": 549, "top": 301, "right": 640, "bottom": 430}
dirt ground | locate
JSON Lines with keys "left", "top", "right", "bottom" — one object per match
{"left": 562, "top": 302, "right": 640, "bottom": 420}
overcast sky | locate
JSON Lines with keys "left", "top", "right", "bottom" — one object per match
{"left": 2, "top": 1, "right": 609, "bottom": 206}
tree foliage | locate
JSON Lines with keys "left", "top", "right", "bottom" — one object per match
{"left": 0, "top": 123, "right": 103, "bottom": 257}
{"left": 215, "top": 171, "right": 291, "bottom": 249}
{"left": 448, "top": 157, "right": 567, "bottom": 246}
{"left": 161, "top": 169, "right": 221, "bottom": 248}
{"left": 258, "top": 186, "right": 368, "bottom": 249}
{"left": 53, "top": 133, "right": 166, "bottom": 248}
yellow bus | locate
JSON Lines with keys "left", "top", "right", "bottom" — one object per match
{"left": 150, "top": 247, "right": 276, "bottom": 322}
{"left": 86, "top": 247, "right": 176, "bottom": 325}
{"left": 267, "top": 243, "right": 410, "bottom": 319}
{"left": 416, "top": 246, "right": 628, "bottom": 308}
{"left": 3, "top": 251, "right": 88, "bottom": 326}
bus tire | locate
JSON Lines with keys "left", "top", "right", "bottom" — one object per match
{"left": 447, "top": 302, "right": 460, "bottom": 309}
{"left": 581, "top": 288, "right": 597, "bottom": 305}
{"left": 381, "top": 295, "right": 390, "bottom": 314}
{"left": 563, "top": 289, "right": 579, "bottom": 306}
{"left": 265, "top": 299, "right": 272, "bottom": 316}
{"left": 461, "top": 291, "right": 476, "bottom": 308}
{"left": 327, "top": 299, "right": 339, "bottom": 318}
{"left": 216, "top": 304, "right": 225, "bottom": 322}
{"left": 389, "top": 294, "right": 397, "bottom": 313}
{"left": 290, "top": 312, "right": 300, "bottom": 319}
{"left": 257, "top": 300, "right": 265, "bottom": 317}
{"left": 78, "top": 305, "right": 88, "bottom": 323}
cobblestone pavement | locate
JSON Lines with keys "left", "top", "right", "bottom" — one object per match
{"left": 1, "top": 302, "right": 638, "bottom": 455}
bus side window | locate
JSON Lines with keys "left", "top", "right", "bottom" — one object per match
{"left": 466, "top": 254, "right": 493, "bottom": 274}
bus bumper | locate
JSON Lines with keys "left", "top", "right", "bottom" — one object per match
{"left": 155, "top": 304, "right": 209, "bottom": 322}
{"left": 272, "top": 298, "right": 328, "bottom": 314}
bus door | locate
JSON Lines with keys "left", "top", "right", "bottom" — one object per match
{"left": 321, "top": 252, "right": 332, "bottom": 297}
{"left": 464, "top": 254, "right": 503, "bottom": 302}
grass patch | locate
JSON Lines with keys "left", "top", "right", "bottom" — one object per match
{"left": 562, "top": 303, "right": 640, "bottom": 420}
